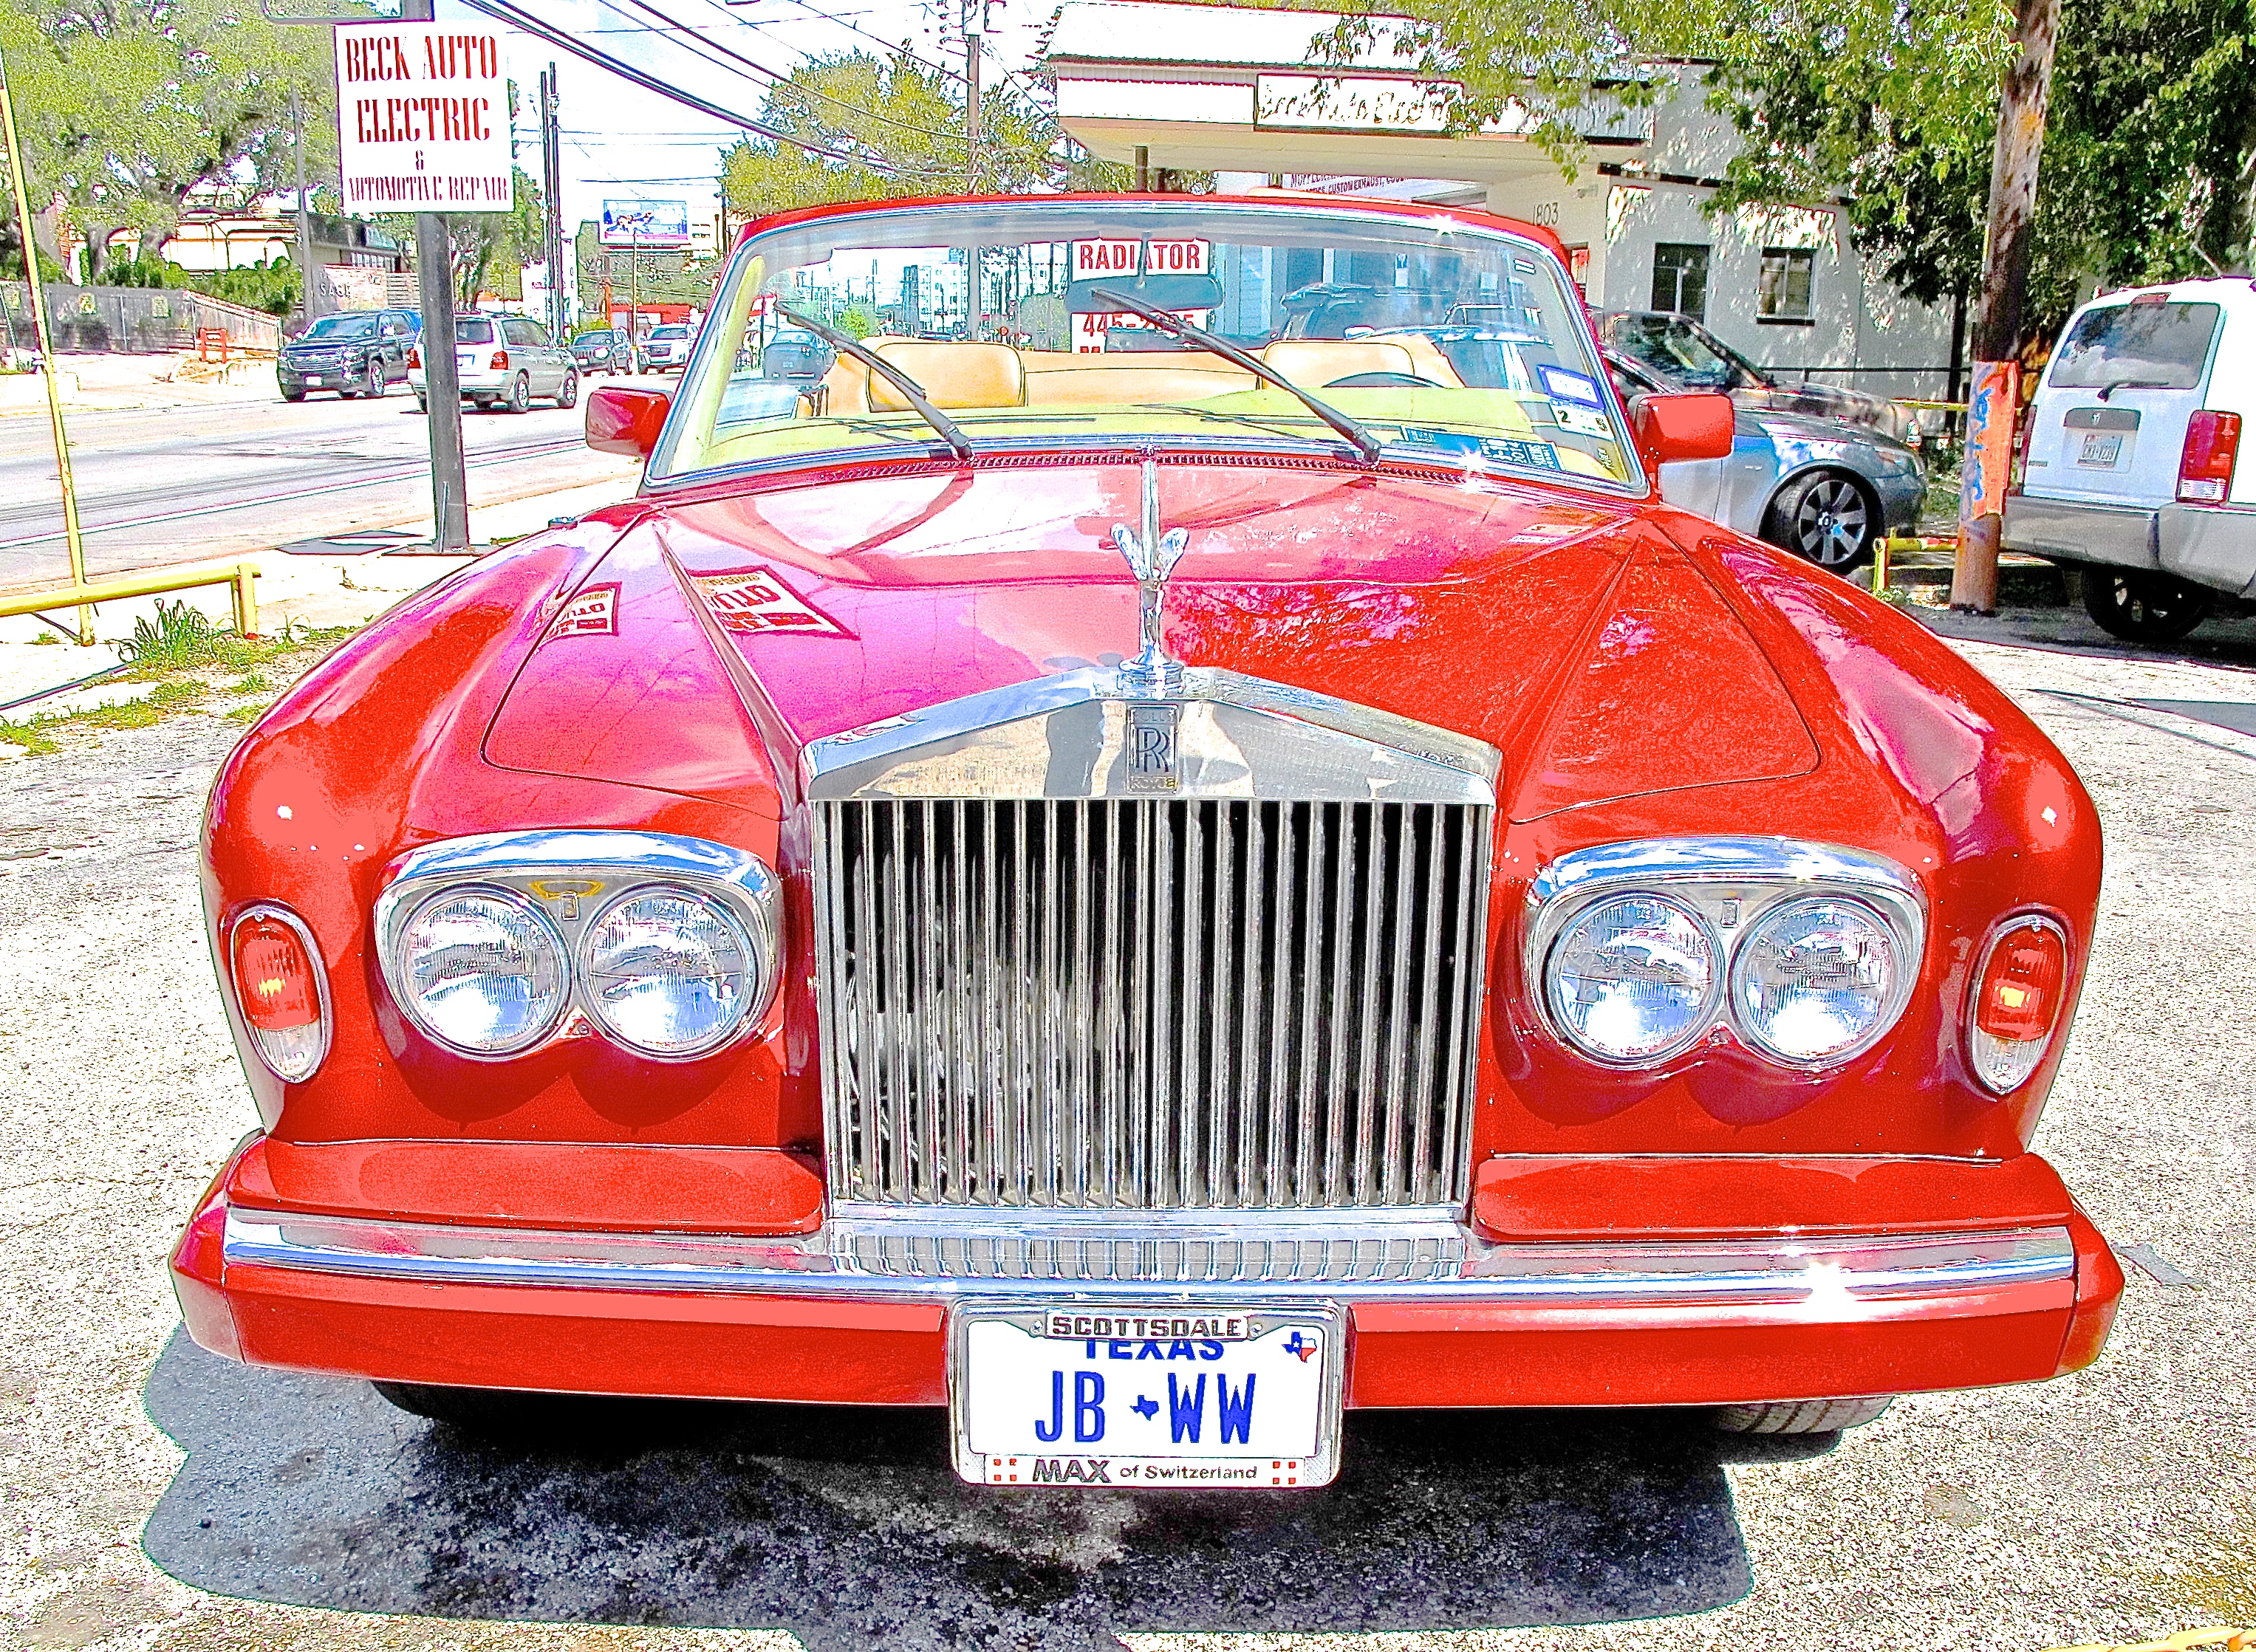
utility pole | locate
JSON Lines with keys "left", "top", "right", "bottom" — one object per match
{"left": 540, "top": 63, "right": 565, "bottom": 339}
{"left": 403, "top": 0, "right": 469, "bottom": 552}
{"left": 290, "top": 89, "right": 320, "bottom": 327}
{"left": 1949, "top": 0, "right": 2062, "bottom": 614}
{"left": 963, "top": 0, "right": 987, "bottom": 336}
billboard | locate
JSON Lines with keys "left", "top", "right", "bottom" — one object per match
{"left": 333, "top": 24, "right": 513, "bottom": 212}
{"left": 601, "top": 199, "right": 691, "bottom": 248}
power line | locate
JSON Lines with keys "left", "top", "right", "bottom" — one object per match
{"left": 719, "top": 0, "right": 967, "bottom": 85}
{"left": 611, "top": 0, "right": 963, "bottom": 141}
{"left": 460, "top": 0, "right": 898, "bottom": 170}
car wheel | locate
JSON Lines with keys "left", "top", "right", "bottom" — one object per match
{"left": 281, "top": 385, "right": 305, "bottom": 403}
{"left": 363, "top": 360, "right": 386, "bottom": 399}
{"left": 2081, "top": 569, "right": 2215, "bottom": 643}
{"left": 1766, "top": 470, "right": 1877, "bottom": 570}
{"left": 1714, "top": 1396, "right": 1893, "bottom": 1434}
{"left": 556, "top": 369, "right": 578, "bottom": 410}
{"left": 506, "top": 372, "right": 531, "bottom": 414}
{"left": 414, "top": 394, "right": 428, "bottom": 413}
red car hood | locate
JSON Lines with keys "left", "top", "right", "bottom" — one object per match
{"left": 485, "top": 457, "right": 1819, "bottom": 823}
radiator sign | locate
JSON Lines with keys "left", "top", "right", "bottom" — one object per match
{"left": 333, "top": 24, "right": 513, "bottom": 211}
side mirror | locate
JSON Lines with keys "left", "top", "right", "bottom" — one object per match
{"left": 1631, "top": 391, "right": 1735, "bottom": 466}
{"left": 586, "top": 384, "right": 670, "bottom": 458}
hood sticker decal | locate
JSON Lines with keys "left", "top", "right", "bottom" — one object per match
{"left": 690, "top": 565, "right": 853, "bottom": 640}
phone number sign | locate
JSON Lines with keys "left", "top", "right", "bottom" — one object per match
{"left": 334, "top": 24, "right": 513, "bottom": 212}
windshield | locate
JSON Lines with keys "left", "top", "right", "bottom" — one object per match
{"left": 2048, "top": 300, "right": 2220, "bottom": 391}
{"left": 577, "top": 329, "right": 615, "bottom": 343}
{"left": 652, "top": 200, "right": 1638, "bottom": 491}
{"left": 1604, "top": 314, "right": 1763, "bottom": 391}
{"left": 651, "top": 326, "right": 689, "bottom": 339}
{"left": 301, "top": 315, "right": 380, "bottom": 340}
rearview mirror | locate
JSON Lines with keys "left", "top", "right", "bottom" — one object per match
{"left": 1631, "top": 391, "right": 1735, "bottom": 467}
{"left": 586, "top": 385, "right": 670, "bottom": 459}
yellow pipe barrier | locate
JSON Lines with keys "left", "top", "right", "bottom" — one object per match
{"left": 0, "top": 47, "right": 92, "bottom": 645}
{"left": 0, "top": 561, "right": 258, "bottom": 636}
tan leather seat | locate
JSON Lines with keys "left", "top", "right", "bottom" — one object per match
{"left": 1260, "top": 338, "right": 1464, "bottom": 389}
{"left": 1019, "top": 349, "right": 1257, "bottom": 408}
{"left": 869, "top": 341, "right": 1025, "bottom": 410}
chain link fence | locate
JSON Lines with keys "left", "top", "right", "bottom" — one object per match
{"left": 0, "top": 284, "right": 281, "bottom": 355}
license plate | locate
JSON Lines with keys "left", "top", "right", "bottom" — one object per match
{"left": 458, "top": 353, "right": 476, "bottom": 369}
{"left": 2077, "top": 432, "right": 2126, "bottom": 467}
{"left": 305, "top": 374, "right": 324, "bottom": 385}
{"left": 951, "top": 1303, "right": 1344, "bottom": 1488}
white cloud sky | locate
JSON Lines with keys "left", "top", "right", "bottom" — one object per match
{"left": 431, "top": 0, "right": 1055, "bottom": 247}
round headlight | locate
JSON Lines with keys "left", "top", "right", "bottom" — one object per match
{"left": 580, "top": 886, "right": 761, "bottom": 1058}
{"left": 397, "top": 888, "right": 569, "bottom": 1055}
{"left": 1730, "top": 897, "right": 1898, "bottom": 1063}
{"left": 1545, "top": 894, "right": 1717, "bottom": 1063}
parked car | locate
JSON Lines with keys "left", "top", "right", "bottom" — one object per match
{"left": 572, "top": 326, "right": 635, "bottom": 375}
{"left": 1601, "top": 311, "right": 1915, "bottom": 444}
{"left": 408, "top": 315, "right": 578, "bottom": 413}
{"left": 176, "top": 193, "right": 2119, "bottom": 1490}
{"left": 1606, "top": 347, "right": 1925, "bottom": 570}
{"left": 2003, "top": 276, "right": 2253, "bottom": 642}
{"left": 641, "top": 323, "right": 694, "bottom": 373}
{"left": 276, "top": 309, "right": 419, "bottom": 402}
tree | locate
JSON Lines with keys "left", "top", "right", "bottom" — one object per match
{"left": 718, "top": 49, "right": 1120, "bottom": 221}
{"left": 1700, "top": 0, "right": 2256, "bottom": 341}
{"left": 0, "top": 0, "right": 335, "bottom": 266}
{"left": 1326, "top": 0, "right": 2256, "bottom": 348}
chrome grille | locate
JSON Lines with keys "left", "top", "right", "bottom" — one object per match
{"left": 811, "top": 798, "right": 1491, "bottom": 1210}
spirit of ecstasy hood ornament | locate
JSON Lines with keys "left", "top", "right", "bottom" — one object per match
{"left": 1110, "top": 458, "right": 1189, "bottom": 694}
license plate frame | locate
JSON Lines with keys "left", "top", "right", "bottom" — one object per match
{"left": 2077, "top": 431, "right": 2127, "bottom": 467}
{"left": 948, "top": 1302, "right": 1346, "bottom": 1489}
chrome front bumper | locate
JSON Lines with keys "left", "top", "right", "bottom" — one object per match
{"left": 222, "top": 1204, "right": 2074, "bottom": 1308}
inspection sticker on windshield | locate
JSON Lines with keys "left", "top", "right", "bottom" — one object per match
{"left": 1551, "top": 402, "right": 1614, "bottom": 439}
{"left": 691, "top": 566, "right": 850, "bottom": 637}
{"left": 1539, "top": 366, "right": 1603, "bottom": 407}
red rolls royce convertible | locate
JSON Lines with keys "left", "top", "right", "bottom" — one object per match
{"left": 174, "top": 193, "right": 2120, "bottom": 1489}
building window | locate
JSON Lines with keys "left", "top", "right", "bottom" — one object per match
{"left": 1757, "top": 249, "right": 1816, "bottom": 323}
{"left": 1651, "top": 244, "right": 1709, "bottom": 321}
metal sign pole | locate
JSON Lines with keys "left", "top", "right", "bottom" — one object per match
{"left": 0, "top": 47, "right": 92, "bottom": 643}
{"left": 398, "top": 0, "right": 470, "bottom": 552}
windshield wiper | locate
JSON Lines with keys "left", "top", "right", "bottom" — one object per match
{"left": 776, "top": 306, "right": 973, "bottom": 459}
{"left": 1087, "top": 285, "right": 1384, "bottom": 464}
{"left": 2096, "top": 377, "right": 2181, "bottom": 401}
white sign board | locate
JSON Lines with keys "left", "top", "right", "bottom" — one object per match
{"left": 334, "top": 24, "right": 513, "bottom": 213}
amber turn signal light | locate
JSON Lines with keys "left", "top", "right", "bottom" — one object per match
{"left": 228, "top": 906, "right": 331, "bottom": 1082}
{"left": 1967, "top": 916, "right": 2068, "bottom": 1092}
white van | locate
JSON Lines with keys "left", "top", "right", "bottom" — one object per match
{"left": 2002, "top": 276, "right": 2252, "bottom": 642}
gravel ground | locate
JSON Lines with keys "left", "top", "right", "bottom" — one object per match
{"left": 0, "top": 610, "right": 2248, "bottom": 1652}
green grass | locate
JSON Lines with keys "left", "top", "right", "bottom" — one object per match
{"left": 2, "top": 614, "right": 363, "bottom": 758}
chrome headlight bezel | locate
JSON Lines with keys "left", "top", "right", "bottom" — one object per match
{"left": 373, "top": 830, "right": 782, "bottom": 1063}
{"left": 1525, "top": 837, "right": 1927, "bottom": 1073}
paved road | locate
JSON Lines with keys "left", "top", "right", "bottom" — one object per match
{"left": 0, "top": 374, "right": 658, "bottom": 589}
{"left": 0, "top": 611, "right": 2249, "bottom": 1651}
